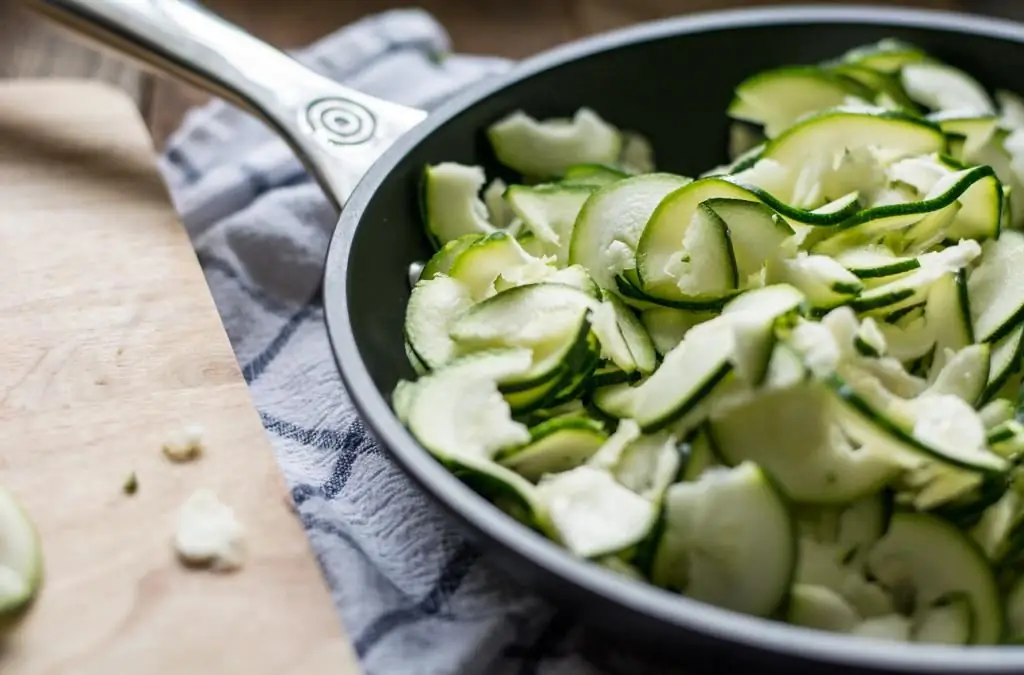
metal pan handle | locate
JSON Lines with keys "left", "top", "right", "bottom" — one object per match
{"left": 22, "top": 0, "right": 428, "bottom": 210}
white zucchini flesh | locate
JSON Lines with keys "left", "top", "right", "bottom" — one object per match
{"left": 405, "top": 275, "right": 474, "bottom": 370}
{"left": 599, "top": 316, "right": 735, "bottom": 432}
{"left": 0, "top": 486, "right": 43, "bottom": 619}
{"left": 651, "top": 462, "right": 795, "bottom": 617}
{"left": 761, "top": 109, "right": 946, "bottom": 181}
{"left": 636, "top": 178, "right": 761, "bottom": 298}
{"left": 900, "top": 62, "right": 995, "bottom": 115}
{"left": 728, "top": 67, "right": 870, "bottom": 137}
{"left": 504, "top": 184, "right": 595, "bottom": 264}
{"left": 968, "top": 230, "right": 1024, "bottom": 344}
{"left": 536, "top": 464, "right": 657, "bottom": 559}
{"left": 448, "top": 283, "right": 596, "bottom": 388}
{"left": 787, "top": 584, "right": 861, "bottom": 633}
{"left": 640, "top": 307, "right": 714, "bottom": 356}
{"left": 710, "top": 382, "right": 901, "bottom": 504}
{"left": 422, "top": 163, "right": 497, "bottom": 245}
{"left": 702, "top": 198, "right": 794, "bottom": 283}
{"left": 487, "top": 108, "right": 623, "bottom": 179}
{"left": 569, "top": 174, "right": 691, "bottom": 291}
{"left": 920, "top": 343, "right": 990, "bottom": 405}
{"left": 499, "top": 418, "right": 608, "bottom": 482}
{"left": 403, "top": 349, "right": 533, "bottom": 463}
{"left": 447, "top": 232, "right": 554, "bottom": 301}
{"left": 865, "top": 512, "right": 1003, "bottom": 644}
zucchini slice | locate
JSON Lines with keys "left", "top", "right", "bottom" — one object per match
{"left": 487, "top": 108, "right": 623, "bottom": 179}
{"left": 728, "top": 66, "right": 872, "bottom": 137}
{"left": 788, "top": 584, "right": 861, "bottom": 633}
{"left": 422, "top": 163, "right": 497, "bottom": 246}
{"left": 499, "top": 417, "right": 608, "bottom": 482}
{"left": 402, "top": 348, "right": 533, "bottom": 461}
{"left": 968, "top": 230, "right": 1024, "bottom": 343}
{"left": 900, "top": 62, "right": 995, "bottom": 115}
{"left": 504, "top": 184, "right": 595, "bottom": 263}
{"left": 449, "top": 282, "right": 596, "bottom": 391}
{"left": 709, "top": 381, "right": 901, "bottom": 504}
{"left": 651, "top": 462, "right": 796, "bottom": 618}
{"left": 569, "top": 173, "right": 691, "bottom": 291}
{"left": 865, "top": 511, "right": 1002, "bottom": 644}
{"left": 762, "top": 109, "right": 946, "bottom": 181}
{"left": 405, "top": 275, "right": 474, "bottom": 370}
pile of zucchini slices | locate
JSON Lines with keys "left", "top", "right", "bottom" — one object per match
{"left": 395, "top": 39, "right": 1024, "bottom": 645}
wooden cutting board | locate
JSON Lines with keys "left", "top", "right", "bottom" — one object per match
{"left": 0, "top": 80, "right": 360, "bottom": 675}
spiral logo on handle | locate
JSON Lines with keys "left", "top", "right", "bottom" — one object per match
{"left": 304, "top": 97, "right": 377, "bottom": 146}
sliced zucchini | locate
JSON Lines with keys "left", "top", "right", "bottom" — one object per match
{"left": 420, "top": 233, "right": 483, "bottom": 281}
{"left": 852, "top": 614, "right": 913, "bottom": 642}
{"left": 702, "top": 198, "right": 794, "bottom": 283}
{"left": 865, "top": 511, "right": 1003, "bottom": 644}
{"left": 651, "top": 462, "right": 795, "bottom": 617}
{"left": 926, "top": 270, "right": 974, "bottom": 379}
{"left": 606, "top": 292, "right": 657, "bottom": 375}
{"left": 405, "top": 275, "right": 473, "bottom": 369}
{"left": 913, "top": 594, "right": 975, "bottom": 645}
{"left": 826, "top": 371, "right": 1008, "bottom": 474}
{"left": 839, "top": 39, "right": 930, "bottom": 74}
{"left": 762, "top": 109, "right": 945, "bottom": 182}
{"left": 680, "top": 426, "right": 720, "bottom": 481}
{"left": 403, "top": 348, "right": 533, "bottom": 462}
{"left": 649, "top": 203, "right": 739, "bottom": 304}
{"left": 849, "top": 240, "right": 981, "bottom": 316}
{"left": 900, "top": 62, "right": 995, "bottom": 115}
{"left": 968, "top": 230, "right": 1024, "bottom": 343}
{"left": 569, "top": 173, "right": 692, "bottom": 290}
{"left": 422, "top": 163, "right": 497, "bottom": 246}
{"left": 487, "top": 108, "right": 622, "bottom": 179}
{"left": 504, "top": 184, "right": 595, "bottom": 263}
{"left": 499, "top": 417, "right": 607, "bottom": 482}
{"left": 640, "top": 307, "right": 714, "bottom": 356}
{"left": 562, "top": 163, "right": 628, "bottom": 187}
{"left": 448, "top": 231, "right": 553, "bottom": 301}
{"left": 983, "top": 325, "right": 1024, "bottom": 404}
{"left": 614, "top": 431, "right": 681, "bottom": 502}
{"left": 979, "top": 398, "right": 1015, "bottom": 430}
{"left": 592, "top": 317, "right": 735, "bottom": 432}
{"left": 768, "top": 253, "right": 863, "bottom": 311}
{"left": 835, "top": 245, "right": 920, "bottom": 280}
{"left": 535, "top": 422, "right": 658, "bottom": 558}
{"left": 921, "top": 343, "right": 990, "bottom": 405}
{"left": 721, "top": 284, "right": 807, "bottom": 385}
{"left": 636, "top": 178, "right": 760, "bottom": 300}
{"left": 788, "top": 584, "right": 860, "bottom": 633}
{"left": 728, "top": 66, "right": 871, "bottom": 137}
{"left": 710, "top": 381, "right": 901, "bottom": 504}
{"left": 0, "top": 485, "right": 43, "bottom": 624}
{"left": 449, "top": 283, "right": 595, "bottom": 391}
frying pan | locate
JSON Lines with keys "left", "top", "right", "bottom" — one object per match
{"left": 22, "top": 1, "right": 1024, "bottom": 672}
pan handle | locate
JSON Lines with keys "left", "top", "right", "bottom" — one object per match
{"left": 22, "top": 0, "right": 428, "bottom": 211}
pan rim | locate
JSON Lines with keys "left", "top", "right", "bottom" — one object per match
{"left": 325, "top": 4, "right": 1024, "bottom": 669}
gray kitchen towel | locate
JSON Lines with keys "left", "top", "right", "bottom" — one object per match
{"left": 158, "top": 8, "right": 679, "bottom": 675}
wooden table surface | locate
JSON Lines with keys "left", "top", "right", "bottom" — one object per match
{"left": 1, "top": 0, "right": 1019, "bottom": 149}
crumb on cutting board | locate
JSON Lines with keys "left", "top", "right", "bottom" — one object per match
{"left": 162, "top": 425, "right": 205, "bottom": 462}
{"left": 123, "top": 472, "right": 138, "bottom": 496}
{"left": 174, "top": 489, "right": 245, "bottom": 572}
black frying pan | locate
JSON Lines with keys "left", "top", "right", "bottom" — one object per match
{"left": 24, "top": 2, "right": 1024, "bottom": 673}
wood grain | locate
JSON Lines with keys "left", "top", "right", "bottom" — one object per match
{"left": 0, "top": 80, "right": 359, "bottom": 675}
